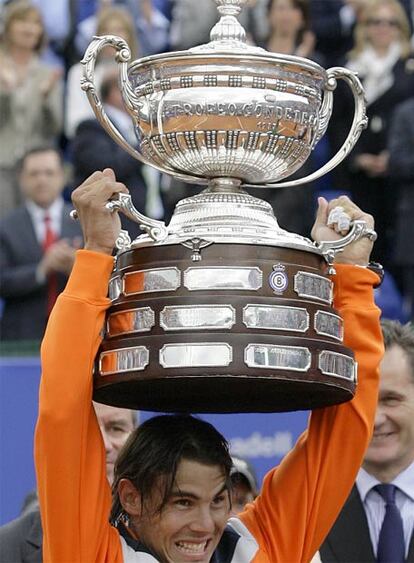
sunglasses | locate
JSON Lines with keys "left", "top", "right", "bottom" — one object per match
{"left": 366, "top": 18, "right": 400, "bottom": 28}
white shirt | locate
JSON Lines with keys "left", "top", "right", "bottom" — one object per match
{"left": 25, "top": 197, "right": 64, "bottom": 246}
{"left": 356, "top": 462, "right": 414, "bottom": 558}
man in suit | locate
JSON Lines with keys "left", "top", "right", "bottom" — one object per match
{"left": 70, "top": 68, "right": 147, "bottom": 240}
{"left": 320, "top": 319, "right": 414, "bottom": 562}
{"left": 0, "top": 146, "right": 82, "bottom": 341}
{"left": 0, "top": 404, "right": 138, "bottom": 563}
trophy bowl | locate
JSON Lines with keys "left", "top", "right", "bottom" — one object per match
{"left": 80, "top": 0, "right": 371, "bottom": 413}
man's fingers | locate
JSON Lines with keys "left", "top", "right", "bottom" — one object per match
{"left": 102, "top": 168, "right": 116, "bottom": 180}
{"left": 314, "top": 196, "right": 329, "bottom": 226}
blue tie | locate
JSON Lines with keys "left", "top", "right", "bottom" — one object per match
{"left": 375, "top": 484, "right": 405, "bottom": 563}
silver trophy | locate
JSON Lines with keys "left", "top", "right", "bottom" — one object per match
{"left": 81, "top": 0, "right": 373, "bottom": 413}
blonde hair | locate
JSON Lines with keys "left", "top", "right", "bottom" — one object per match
{"left": 1, "top": 0, "right": 47, "bottom": 54}
{"left": 96, "top": 6, "right": 139, "bottom": 59}
{"left": 350, "top": 0, "right": 412, "bottom": 59}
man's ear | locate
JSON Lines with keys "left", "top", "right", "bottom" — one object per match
{"left": 118, "top": 478, "right": 142, "bottom": 517}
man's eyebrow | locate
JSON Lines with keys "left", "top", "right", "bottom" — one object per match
{"left": 170, "top": 484, "right": 229, "bottom": 500}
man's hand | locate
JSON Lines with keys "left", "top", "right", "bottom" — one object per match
{"left": 38, "top": 240, "right": 80, "bottom": 277}
{"left": 71, "top": 169, "right": 129, "bottom": 255}
{"left": 311, "top": 195, "right": 375, "bottom": 266}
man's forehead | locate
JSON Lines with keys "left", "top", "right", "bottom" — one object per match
{"left": 93, "top": 402, "right": 135, "bottom": 425}
{"left": 171, "top": 459, "right": 228, "bottom": 496}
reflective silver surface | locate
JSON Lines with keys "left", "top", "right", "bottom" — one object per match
{"left": 318, "top": 350, "right": 356, "bottom": 381}
{"left": 184, "top": 266, "right": 262, "bottom": 291}
{"left": 109, "top": 275, "right": 122, "bottom": 301}
{"left": 123, "top": 268, "right": 180, "bottom": 295}
{"left": 99, "top": 346, "right": 149, "bottom": 375}
{"left": 245, "top": 344, "right": 311, "bottom": 371}
{"left": 159, "top": 343, "right": 233, "bottom": 368}
{"left": 294, "top": 271, "right": 333, "bottom": 304}
{"left": 314, "top": 311, "right": 343, "bottom": 341}
{"left": 243, "top": 305, "right": 309, "bottom": 332}
{"left": 160, "top": 305, "right": 236, "bottom": 331}
{"left": 80, "top": 0, "right": 370, "bottom": 266}
{"left": 107, "top": 308, "right": 155, "bottom": 336}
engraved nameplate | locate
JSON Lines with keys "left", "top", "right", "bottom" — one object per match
{"left": 184, "top": 267, "right": 262, "bottom": 291}
{"left": 314, "top": 311, "right": 343, "bottom": 341}
{"left": 161, "top": 100, "right": 317, "bottom": 127}
{"left": 99, "top": 346, "right": 149, "bottom": 375}
{"left": 245, "top": 344, "right": 311, "bottom": 371}
{"left": 243, "top": 305, "right": 309, "bottom": 332}
{"left": 294, "top": 272, "right": 333, "bottom": 304}
{"left": 318, "top": 351, "right": 356, "bottom": 381}
{"left": 107, "top": 308, "right": 155, "bottom": 337}
{"left": 160, "top": 305, "right": 235, "bottom": 331}
{"left": 159, "top": 343, "right": 233, "bottom": 368}
{"left": 124, "top": 268, "right": 180, "bottom": 295}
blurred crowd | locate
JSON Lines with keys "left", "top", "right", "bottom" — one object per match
{"left": 1, "top": 0, "right": 414, "bottom": 344}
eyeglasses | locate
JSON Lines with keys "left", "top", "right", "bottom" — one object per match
{"left": 366, "top": 18, "right": 400, "bottom": 28}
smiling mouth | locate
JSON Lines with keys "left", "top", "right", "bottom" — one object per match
{"left": 372, "top": 431, "right": 395, "bottom": 440}
{"left": 175, "top": 540, "right": 210, "bottom": 557}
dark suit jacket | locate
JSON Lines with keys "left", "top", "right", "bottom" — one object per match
{"left": 0, "top": 510, "right": 42, "bottom": 563}
{"left": 0, "top": 202, "right": 82, "bottom": 341}
{"left": 320, "top": 485, "right": 414, "bottom": 562}
{"left": 70, "top": 118, "right": 148, "bottom": 241}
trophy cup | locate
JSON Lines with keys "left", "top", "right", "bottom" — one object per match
{"left": 80, "top": 0, "right": 372, "bottom": 413}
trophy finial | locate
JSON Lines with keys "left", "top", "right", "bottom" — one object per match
{"left": 210, "top": 0, "right": 248, "bottom": 43}
{"left": 215, "top": 0, "right": 248, "bottom": 17}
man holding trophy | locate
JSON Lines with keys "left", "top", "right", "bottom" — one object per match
{"left": 35, "top": 0, "right": 384, "bottom": 561}
{"left": 34, "top": 168, "right": 383, "bottom": 563}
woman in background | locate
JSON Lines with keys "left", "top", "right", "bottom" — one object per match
{"left": 262, "top": 0, "right": 323, "bottom": 237}
{"left": 65, "top": 5, "right": 139, "bottom": 140}
{"left": 330, "top": 0, "right": 414, "bottom": 270}
{"left": 0, "top": 0, "right": 63, "bottom": 217}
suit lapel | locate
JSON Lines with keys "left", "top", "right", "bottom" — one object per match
{"left": 407, "top": 530, "right": 414, "bottom": 562}
{"left": 22, "top": 207, "right": 43, "bottom": 260}
{"left": 323, "top": 486, "right": 375, "bottom": 562}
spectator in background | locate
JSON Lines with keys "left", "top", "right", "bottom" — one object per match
{"left": 261, "top": 0, "right": 322, "bottom": 237}
{"left": 328, "top": 0, "right": 414, "bottom": 272}
{"left": 387, "top": 97, "right": 414, "bottom": 322}
{"left": 310, "top": 0, "right": 412, "bottom": 68}
{"left": 230, "top": 456, "right": 259, "bottom": 515}
{"left": 75, "top": 0, "right": 169, "bottom": 59}
{"left": 70, "top": 67, "right": 147, "bottom": 239}
{"left": 0, "top": 403, "right": 138, "bottom": 563}
{"left": 320, "top": 320, "right": 414, "bottom": 562}
{"left": 0, "top": 146, "right": 82, "bottom": 341}
{"left": 310, "top": 1, "right": 372, "bottom": 67}
{"left": 0, "top": 0, "right": 63, "bottom": 217}
{"left": 65, "top": 4, "right": 139, "bottom": 140}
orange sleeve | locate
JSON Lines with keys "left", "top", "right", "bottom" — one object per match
{"left": 34, "top": 250, "right": 123, "bottom": 563}
{"left": 240, "top": 264, "right": 383, "bottom": 563}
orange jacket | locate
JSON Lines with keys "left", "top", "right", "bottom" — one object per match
{"left": 35, "top": 250, "right": 383, "bottom": 562}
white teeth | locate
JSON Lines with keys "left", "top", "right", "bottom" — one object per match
{"left": 176, "top": 541, "right": 207, "bottom": 554}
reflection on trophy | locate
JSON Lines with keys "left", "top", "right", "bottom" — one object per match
{"left": 80, "top": 0, "right": 372, "bottom": 413}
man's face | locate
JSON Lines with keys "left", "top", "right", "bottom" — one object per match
{"left": 94, "top": 403, "right": 135, "bottom": 484}
{"left": 363, "top": 344, "right": 414, "bottom": 480}
{"left": 131, "top": 459, "right": 230, "bottom": 563}
{"left": 19, "top": 150, "right": 64, "bottom": 208}
{"left": 230, "top": 478, "right": 255, "bottom": 515}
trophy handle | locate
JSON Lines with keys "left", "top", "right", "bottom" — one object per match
{"left": 241, "top": 67, "right": 368, "bottom": 189}
{"left": 81, "top": 35, "right": 150, "bottom": 164}
{"left": 81, "top": 35, "right": 170, "bottom": 244}
{"left": 81, "top": 34, "right": 204, "bottom": 183}
{"left": 108, "top": 193, "right": 169, "bottom": 243}
{"left": 316, "top": 219, "right": 377, "bottom": 275}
